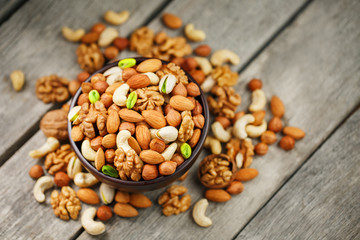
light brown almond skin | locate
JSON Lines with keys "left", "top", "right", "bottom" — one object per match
{"left": 169, "top": 95, "right": 195, "bottom": 111}
{"left": 205, "top": 189, "right": 231, "bottom": 202}
{"left": 100, "top": 92, "right": 113, "bottom": 108}
{"left": 105, "top": 81, "right": 123, "bottom": 94}
{"left": 136, "top": 59, "right": 162, "bottom": 73}
{"left": 158, "top": 161, "right": 177, "bottom": 175}
{"left": 119, "top": 122, "right": 135, "bottom": 135}
{"left": 190, "top": 70, "right": 205, "bottom": 84}
{"left": 91, "top": 23, "right": 106, "bottom": 33}
{"left": 186, "top": 82, "right": 201, "bottom": 97}
{"left": 77, "top": 188, "right": 100, "bottom": 205}
{"left": 126, "top": 74, "right": 151, "bottom": 89}
{"left": 193, "top": 114, "right": 205, "bottom": 129}
{"left": 162, "top": 13, "right": 182, "bottom": 29}
{"left": 279, "top": 136, "right": 295, "bottom": 150}
{"left": 252, "top": 110, "right": 266, "bottom": 126}
{"left": 29, "top": 165, "right": 44, "bottom": 179}
{"left": 140, "top": 150, "right": 165, "bottom": 164}
{"left": 135, "top": 125, "right": 151, "bottom": 150}
{"left": 172, "top": 83, "right": 187, "bottom": 97}
{"left": 78, "top": 93, "right": 90, "bottom": 105}
{"left": 95, "top": 148, "right": 105, "bottom": 171}
{"left": 215, "top": 116, "right": 231, "bottom": 129}
{"left": 114, "top": 203, "right": 138, "bottom": 217}
{"left": 107, "top": 111, "right": 120, "bottom": 133}
{"left": 129, "top": 193, "right": 152, "bottom": 208}
{"left": 149, "top": 138, "right": 166, "bottom": 153}
{"left": 192, "top": 101, "right": 203, "bottom": 115}
{"left": 81, "top": 32, "right": 100, "bottom": 44}
{"left": 271, "top": 96, "right": 285, "bottom": 118}
{"left": 254, "top": 142, "right": 268, "bottom": 155}
{"left": 226, "top": 181, "right": 244, "bottom": 195}
{"left": 171, "top": 153, "right": 184, "bottom": 166}
{"left": 188, "top": 128, "right": 201, "bottom": 148}
{"left": 102, "top": 134, "right": 116, "bottom": 148}
{"left": 166, "top": 109, "right": 182, "bottom": 127}
{"left": 105, "top": 149, "right": 115, "bottom": 163}
{"left": 194, "top": 44, "right": 211, "bottom": 57}
{"left": 115, "top": 191, "right": 130, "bottom": 203}
{"left": 142, "top": 110, "right": 166, "bottom": 129}
{"left": 235, "top": 168, "right": 259, "bottom": 182}
{"left": 71, "top": 126, "right": 84, "bottom": 142}
{"left": 97, "top": 206, "right": 113, "bottom": 221}
{"left": 283, "top": 126, "right": 305, "bottom": 140}
{"left": 261, "top": 131, "right": 277, "bottom": 145}
{"left": 122, "top": 68, "right": 137, "bottom": 81}
{"left": 119, "top": 109, "right": 144, "bottom": 122}
{"left": 268, "top": 117, "right": 283, "bottom": 133}
{"left": 142, "top": 164, "right": 159, "bottom": 180}
{"left": 90, "top": 136, "right": 103, "bottom": 151}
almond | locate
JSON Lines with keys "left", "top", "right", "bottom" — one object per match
{"left": 252, "top": 110, "right": 266, "bottom": 126}
{"left": 194, "top": 44, "right": 211, "bottom": 57}
{"left": 97, "top": 206, "right": 113, "bottom": 221}
{"left": 260, "top": 131, "right": 277, "bottom": 145}
{"left": 226, "top": 181, "right": 244, "bottom": 195}
{"left": 205, "top": 189, "right": 231, "bottom": 202}
{"left": 135, "top": 125, "right": 151, "bottom": 150}
{"left": 188, "top": 128, "right": 201, "bottom": 148}
{"left": 126, "top": 74, "right": 151, "bottom": 89}
{"left": 119, "top": 109, "right": 144, "bottom": 122}
{"left": 235, "top": 168, "right": 258, "bottom": 182}
{"left": 81, "top": 32, "right": 100, "bottom": 44}
{"left": 114, "top": 203, "right": 138, "bottom": 217}
{"left": 90, "top": 136, "right": 103, "bottom": 151}
{"left": 129, "top": 193, "right": 152, "bottom": 208}
{"left": 139, "top": 150, "right": 165, "bottom": 164}
{"left": 105, "top": 81, "right": 123, "bottom": 94}
{"left": 193, "top": 114, "right": 205, "bottom": 129}
{"left": 136, "top": 59, "right": 162, "bottom": 73}
{"left": 122, "top": 68, "right": 137, "bottom": 81}
{"left": 95, "top": 148, "right": 105, "bottom": 171}
{"left": 270, "top": 96, "right": 285, "bottom": 118}
{"left": 107, "top": 111, "right": 120, "bottom": 133}
{"left": 158, "top": 161, "right": 177, "bottom": 175}
{"left": 142, "top": 164, "right": 159, "bottom": 180}
{"left": 172, "top": 83, "right": 187, "bottom": 97}
{"left": 166, "top": 109, "right": 182, "bottom": 127}
{"left": 77, "top": 188, "right": 100, "bottom": 205}
{"left": 279, "top": 136, "right": 295, "bottom": 150}
{"left": 115, "top": 191, "right": 130, "bottom": 203}
{"left": 162, "top": 13, "right": 182, "bottom": 29}
{"left": 283, "top": 126, "right": 305, "bottom": 140}
{"left": 190, "top": 70, "right": 205, "bottom": 84}
{"left": 268, "top": 117, "right": 283, "bottom": 133}
{"left": 71, "top": 125, "right": 84, "bottom": 142}
{"left": 186, "top": 82, "right": 201, "bottom": 97}
{"left": 102, "top": 134, "right": 116, "bottom": 148}
{"left": 169, "top": 95, "right": 195, "bottom": 111}
{"left": 142, "top": 110, "right": 166, "bottom": 129}
{"left": 119, "top": 122, "right": 135, "bottom": 135}
{"left": 149, "top": 138, "right": 166, "bottom": 153}
{"left": 128, "top": 136, "right": 142, "bottom": 154}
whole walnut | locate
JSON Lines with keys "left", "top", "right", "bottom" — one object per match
{"left": 40, "top": 109, "right": 68, "bottom": 140}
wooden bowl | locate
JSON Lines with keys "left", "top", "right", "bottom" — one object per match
{"left": 68, "top": 57, "right": 210, "bottom": 192}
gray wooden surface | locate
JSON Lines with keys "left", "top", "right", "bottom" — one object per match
{"left": 0, "top": 0, "right": 360, "bottom": 239}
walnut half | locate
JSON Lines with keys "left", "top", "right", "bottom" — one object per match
{"left": 50, "top": 186, "right": 81, "bottom": 221}
{"left": 158, "top": 185, "right": 191, "bottom": 216}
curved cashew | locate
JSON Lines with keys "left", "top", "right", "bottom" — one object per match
{"left": 29, "top": 137, "right": 60, "bottom": 158}
{"left": 67, "top": 156, "right": 82, "bottom": 179}
{"left": 204, "top": 136, "right": 221, "bottom": 154}
{"left": 99, "top": 183, "right": 115, "bottom": 205}
{"left": 194, "top": 57, "right": 213, "bottom": 75}
{"left": 249, "top": 89, "right": 266, "bottom": 112}
{"left": 233, "top": 114, "right": 255, "bottom": 139}
{"left": 142, "top": 72, "right": 159, "bottom": 85}
{"left": 201, "top": 76, "right": 216, "bottom": 93}
{"left": 81, "top": 207, "right": 106, "bottom": 235}
{"left": 157, "top": 126, "right": 179, "bottom": 142}
{"left": 210, "top": 49, "right": 240, "bottom": 66}
{"left": 246, "top": 120, "right": 267, "bottom": 138}
{"left": 185, "top": 23, "right": 206, "bottom": 42}
{"left": 81, "top": 140, "right": 97, "bottom": 161}
{"left": 211, "top": 121, "right": 231, "bottom": 142}
{"left": 235, "top": 152, "right": 243, "bottom": 168}
{"left": 104, "top": 67, "right": 123, "bottom": 85}
{"left": 74, "top": 172, "right": 99, "bottom": 187}
{"left": 161, "top": 143, "right": 177, "bottom": 161}
{"left": 193, "top": 199, "right": 212, "bottom": 227}
{"left": 113, "top": 83, "right": 130, "bottom": 106}
{"left": 104, "top": 10, "right": 129, "bottom": 25}
{"left": 98, "top": 27, "right": 118, "bottom": 47}
{"left": 33, "top": 176, "right": 54, "bottom": 203}
{"left": 61, "top": 26, "right": 85, "bottom": 42}
{"left": 116, "top": 130, "right": 132, "bottom": 153}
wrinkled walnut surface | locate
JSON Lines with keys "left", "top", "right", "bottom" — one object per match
{"left": 51, "top": 186, "right": 81, "bottom": 221}
{"left": 40, "top": 109, "right": 68, "bottom": 140}
{"left": 78, "top": 102, "right": 108, "bottom": 139}
{"left": 76, "top": 43, "right": 104, "bottom": 73}
{"left": 36, "top": 75, "right": 69, "bottom": 103}
{"left": 212, "top": 65, "right": 239, "bottom": 87}
{"left": 178, "top": 111, "right": 194, "bottom": 142}
{"left": 208, "top": 86, "right": 241, "bottom": 119}
{"left": 45, "top": 144, "right": 75, "bottom": 175}
{"left": 130, "top": 27, "right": 154, "bottom": 56}
{"left": 152, "top": 36, "right": 192, "bottom": 61}
{"left": 114, "top": 148, "right": 143, "bottom": 181}
{"left": 156, "top": 63, "right": 188, "bottom": 85}
{"left": 241, "top": 138, "right": 254, "bottom": 168}
{"left": 134, "top": 86, "right": 165, "bottom": 111}
{"left": 158, "top": 185, "right": 191, "bottom": 216}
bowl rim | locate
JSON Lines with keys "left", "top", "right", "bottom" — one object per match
{"left": 68, "top": 57, "right": 210, "bottom": 188}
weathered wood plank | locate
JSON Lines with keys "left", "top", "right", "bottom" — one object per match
{"left": 0, "top": 0, "right": 166, "bottom": 163}
{"left": 77, "top": 0, "right": 360, "bottom": 239}
{"left": 237, "top": 109, "right": 360, "bottom": 240}
{"left": 0, "top": 0, "right": 26, "bottom": 24}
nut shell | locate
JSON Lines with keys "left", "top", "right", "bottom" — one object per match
{"left": 40, "top": 109, "right": 68, "bottom": 140}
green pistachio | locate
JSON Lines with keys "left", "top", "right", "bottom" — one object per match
{"left": 180, "top": 143, "right": 192, "bottom": 159}
{"left": 118, "top": 58, "right": 136, "bottom": 69}
{"left": 161, "top": 76, "right": 168, "bottom": 94}
{"left": 102, "top": 165, "right": 119, "bottom": 178}
{"left": 89, "top": 89, "right": 100, "bottom": 104}
{"left": 68, "top": 106, "right": 81, "bottom": 122}
{"left": 126, "top": 91, "right": 137, "bottom": 109}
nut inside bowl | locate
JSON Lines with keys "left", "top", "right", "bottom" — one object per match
{"left": 68, "top": 57, "right": 209, "bottom": 192}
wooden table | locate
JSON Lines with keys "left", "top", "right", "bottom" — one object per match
{"left": 1, "top": 0, "right": 359, "bottom": 239}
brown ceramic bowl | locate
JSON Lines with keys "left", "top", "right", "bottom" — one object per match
{"left": 68, "top": 57, "right": 210, "bottom": 192}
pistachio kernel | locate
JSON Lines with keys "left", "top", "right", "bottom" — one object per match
{"left": 102, "top": 165, "right": 119, "bottom": 178}
{"left": 126, "top": 91, "right": 137, "bottom": 109}
{"left": 89, "top": 89, "right": 100, "bottom": 104}
{"left": 181, "top": 143, "right": 192, "bottom": 159}
{"left": 68, "top": 106, "right": 82, "bottom": 122}
{"left": 118, "top": 58, "right": 136, "bottom": 69}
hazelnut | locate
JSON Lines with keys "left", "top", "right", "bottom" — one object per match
{"left": 90, "top": 136, "right": 103, "bottom": 151}
{"left": 100, "top": 92, "right": 113, "bottom": 108}
{"left": 171, "top": 57, "right": 185, "bottom": 67}
{"left": 254, "top": 142, "right": 268, "bottom": 155}
{"left": 232, "top": 111, "right": 245, "bottom": 124}
{"left": 192, "top": 101, "right": 203, "bottom": 115}
{"left": 122, "top": 68, "right": 137, "bottom": 81}
{"left": 104, "top": 46, "right": 119, "bottom": 60}
{"left": 142, "top": 164, "right": 158, "bottom": 180}
{"left": 105, "top": 149, "right": 115, "bottom": 163}
{"left": 81, "top": 82, "right": 93, "bottom": 93}
{"left": 268, "top": 117, "right": 283, "bottom": 133}
{"left": 190, "top": 70, "right": 205, "bottom": 84}
{"left": 166, "top": 109, "right": 182, "bottom": 127}
{"left": 119, "top": 122, "right": 135, "bottom": 135}
{"left": 194, "top": 44, "right": 211, "bottom": 57}
{"left": 91, "top": 23, "right": 106, "bottom": 33}
{"left": 113, "top": 37, "right": 129, "bottom": 51}
{"left": 77, "top": 71, "right": 90, "bottom": 83}
{"left": 29, "top": 165, "right": 44, "bottom": 179}
{"left": 54, "top": 172, "right": 71, "bottom": 187}
{"left": 261, "top": 131, "right": 277, "bottom": 145}
{"left": 90, "top": 73, "right": 105, "bottom": 84}
{"left": 248, "top": 78, "right": 262, "bottom": 91}
{"left": 279, "top": 136, "right": 295, "bottom": 150}
{"left": 68, "top": 80, "right": 81, "bottom": 96}
{"left": 71, "top": 125, "right": 84, "bottom": 142}
{"left": 93, "top": 81, "right": 109, "bottom": 94}
{"left": 171, "top": 153, "right": 184, "bottom": 166}
{"left": 193, "top": 114, "right": 205, "bottom": 129}
{"left": 215, "top": 116, "right": 231, "bottom": 129}
{"left": 182, "top": 57, "right": 198, "bottom": 72}
{"left": 158, "top": 161, "right": 177, "bottom": 175}
{"left": 186, "top": 82, "right": 201, "bottom": 97}
{"left": 150, "top": 139, "right": 166, "bottom": 153}
{"left": 77, "top": 93, "right": 89, "bottom": 105}
{"left": 97, "top": 205, "right": 113, "bottom": 221}
{"left": 172, "top": 83, "right": 187, "bottom": 97}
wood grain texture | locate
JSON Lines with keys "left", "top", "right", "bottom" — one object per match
{"left": 237, "top": 109, "right": 360, "bottom": 240}
{"left": 0, "top": 0, "right": 26, "bottom": 24}
{"left": 0, "top": 0, "right": 166, "bottom": 163}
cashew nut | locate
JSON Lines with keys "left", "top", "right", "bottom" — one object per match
{"left": 29, "top": 137, "right": 60, "bottom": 158}
{"left": 201, "top": 75, "right": 216, "bottom": 93}
{"left": 67, "top": 156, "right": 82, "bottom": 179}
{"left": 116, "top": 130, "right": 132, "bottom": 153}
{"left": 61, "top": 26, "right": 85, "bottom": 42}
{"left": 210, "top": 49, "right": 240, "bottom": 67}
{"left": 235, "top": 152, "right": 243, "bottom": 168}
{"left": 161, "top": 143, "right": 177, "bottom": 161}
{"left": 211, "top": 121, "right": 231, "bottom": 142}
{"left": 113, "top": 83, "right": 130, "bottom": 106}
{"left": 81, "top": 207, "right": 106, "bottom": 235}
{"left": 246, "top": 120, "right": 267, "bottom": 138}
{"left": 33, "top": 176, "right": 54, "bottom": 203}
{"left": 193, "top": 198, "right": 212, "bottom": 227}
{"left": 142, "top": 72, "right": 159, "bottom": 85}
{"left": 99, "top": 183, "right": 115, "bottom": 205}
{"left": 104, "top": 10, "right": 130, "bottom": 25}
{"left": 81, "top": 140, "right": 97, "bottom": 161}
{"left": 194, "top": 57, "right": 213, "bottom": 75}
{"left": 185, "top": 23, "right": 206, "bottom": 42}
{"left": 98, "top": 27, "right": 118, "bottom": 47}
{"left": 204, "top": 136, "right": 221, "bottom": 154}
{"left": 104, "top": 66, "right": 123, "bottom": 85}
{"left": 249, "top": 89, "right": 266, "bottom": 112}
{"left": 149, "top": 128, "right": 158, "bottom": 139}
{"left": 233, "top": 114, "right": 255, "bottom": 139}
{"left": 74, "top": 172, "right": 99, "bottom": 187}
{"left": 157, "top": 126, "right": 179, "bottom": 142}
